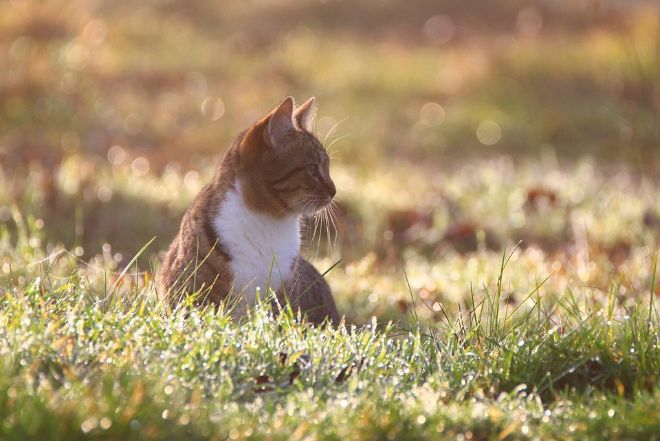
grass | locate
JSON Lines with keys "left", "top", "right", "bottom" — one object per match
{"left": 1, "top": 0, "right": 660, "bottom": 439}
{"left": 0, "top": 223, "right": 658, "bottom": 440}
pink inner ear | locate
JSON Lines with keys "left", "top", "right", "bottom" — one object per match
{"left": 294, "top": 98, "right": 317, "bottom": 131}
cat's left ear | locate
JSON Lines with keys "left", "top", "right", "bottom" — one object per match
{"left": 265, "top": 96, "right": 296, "bottom": 151}
{"left": 293, "top": 97, "right": 317, "bottom": 132}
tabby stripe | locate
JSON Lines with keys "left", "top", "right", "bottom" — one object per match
{"left": 273, "top": 191, "right": 291, "bottom": 210}
{"left": 201, "top": 217, "right": 231, "bottom": 262}
{"left": 277, "top": 185, "right": 304, "bottom": 193}
{"left": 266, "top": 166, "right": 307, "bottom": 186}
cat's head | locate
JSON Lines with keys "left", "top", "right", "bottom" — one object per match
{"left": 236, "top": 96, "right": 336, "bottom": 218}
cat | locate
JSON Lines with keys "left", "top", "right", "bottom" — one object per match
{"left": 158, "top": 96, "right": 340, "bottom": 326}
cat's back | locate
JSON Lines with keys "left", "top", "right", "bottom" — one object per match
{"left": 158, "top": 156, "right": 236, "bottom": 305}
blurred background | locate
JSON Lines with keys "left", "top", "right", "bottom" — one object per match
{"left": 1, "top": 0, "right": 658, "bottom": 321}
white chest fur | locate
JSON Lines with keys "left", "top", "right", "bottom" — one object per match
{"left": 213, "top": 182, "right": 300, "bottom": 308}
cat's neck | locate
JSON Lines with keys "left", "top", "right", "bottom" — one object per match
{"left": 212, "top": 179, "right": 300, "bottom": 305}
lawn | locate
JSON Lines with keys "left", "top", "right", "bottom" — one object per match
{"left": 1, "top": 0, "right": 659, "bottom": 439}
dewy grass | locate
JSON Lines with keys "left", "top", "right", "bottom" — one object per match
{"left": 0, "top": 222, "right": 658, "bottom": 440}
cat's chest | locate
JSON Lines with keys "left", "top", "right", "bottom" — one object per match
{"left": 213, "top": 186, "right": 300, "bottom": 301}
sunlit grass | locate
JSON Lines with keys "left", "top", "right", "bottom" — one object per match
{"left": 0, "top": 223, "right": 658, "bottom": 440}
{"left": 1, "top": 151, "right": 658, "bottom": 438}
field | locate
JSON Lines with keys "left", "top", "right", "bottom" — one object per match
{"left": 1, "top": 0, "right": 659, "bottom": 439}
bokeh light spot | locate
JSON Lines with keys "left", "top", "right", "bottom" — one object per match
{"left": 423, "top": 15, "right": 455, "bottom": 45}
{"left": 65, "top": 44, "right": 90, "bottom": 71}
{"left": 131, "top": 157, "right": 150, "bottom": 176}
{"left": 419, "top": 102, "right": 445, "bottom": 127}
{"left": 99, "top": 417, "right": 112, "bottom": 430}
{"left": 476, "top": 120, "right": 501, "bottom": 146}
{"left": 107, "top": 145, "right": 127, "bottom": 166}
{"left": 97, "top": 185, "right": 113, "bottom": 202}
{"left": 201, "top": 97, "right": 225, "bottom": 121}
{"left": 184, "top": 170, "right": 201, "bottom": 190}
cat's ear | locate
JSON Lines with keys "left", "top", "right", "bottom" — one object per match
{"left": 265, "top": 96, "right": 295, "bottom": 150}
{"left": 293, "top": 97, "right": 317, "bottom": 132}
{"left": 239, "top": 97, "right": 294, "bottom": 164}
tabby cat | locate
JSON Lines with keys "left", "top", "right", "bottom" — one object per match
{"left": 159, "top": 96, "right": 339, "bottom": 326}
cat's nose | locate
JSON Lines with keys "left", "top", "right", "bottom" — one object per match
{"left": 326, "top": 180, "right": 336, "bottom": 198}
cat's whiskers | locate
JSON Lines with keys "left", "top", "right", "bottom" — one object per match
{"left": 294, "top": 197, "right": 323, "bottom": 251}
{"left": 324, "top": 208, "right": 332, "bottom": 255}
{"left": 274, "top": 197, "right": 310, "bottom": 217}
{"left": 308, "top": 199, "right": 338, "bottom": 257}
{"left": 298, "top": 197, "right": 325, "bottom": 257}
{"left": 314, "top": 207, "right": 325, "bottom": 256}
{"left": 323, "top": 116, "right": 349, "bottom": 143}
{"left": 326, "top": 133, "right": 351, "bottom": 155}
{"left": 328, "top": 199, "right": 339, "bottom": 247}
{"left": 313, "top": 200, "right": 327, "bottom": 257}
{"left": 326, "top": 201, "right": 339, "bottom": 252}
{"left": 309, "top": 201, "right": 322, "bottom": 249}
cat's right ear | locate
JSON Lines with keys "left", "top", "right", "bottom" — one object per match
{"left": 240, "top": 97, "right": 295, "bottom": 163}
